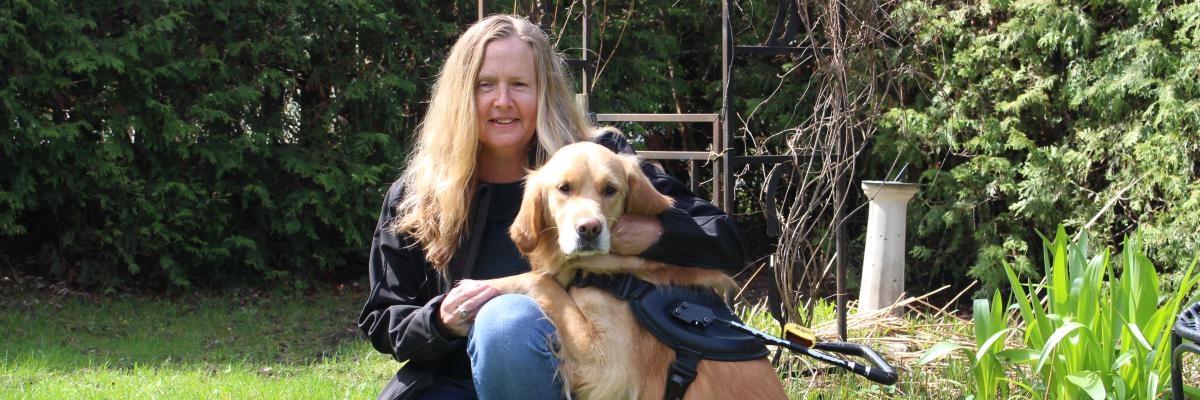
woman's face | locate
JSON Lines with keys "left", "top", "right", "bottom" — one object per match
{"left": 475, "top": 35, "right": 539, "bottom": 162}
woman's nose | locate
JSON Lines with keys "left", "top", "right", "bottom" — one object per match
{"left": 494, "top": 85, "right": 512, "bottom": 108}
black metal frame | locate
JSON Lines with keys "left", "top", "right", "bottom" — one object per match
{"left": 1173, "top": 302, "right": 1200, "bottom": 399}
{"left": 722, "top": 0, "right": 850, "bottom": 340}
{"left": 1173, "top": 335, "right": 1200, "bottom": 400}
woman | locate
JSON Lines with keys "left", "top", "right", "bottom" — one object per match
{"left": 358, "top": 14, "right": 744, "bottom": 400}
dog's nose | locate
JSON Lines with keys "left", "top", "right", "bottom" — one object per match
{"left": 576, "top": 218, "right": 602, "bottom": 240}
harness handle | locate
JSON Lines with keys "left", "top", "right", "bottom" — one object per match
{"left": 671, "top": 301, "right": 899, "bottom": 386}
{"left": 812, "top": 342, "right": 898, "bottom": 385}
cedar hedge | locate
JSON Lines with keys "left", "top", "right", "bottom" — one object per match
{"left": 0, "top": 0, "right": 474, "bottom": 288}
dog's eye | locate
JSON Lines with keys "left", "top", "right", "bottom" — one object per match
{"left": 557, "top": 184, "right": 571, "bottom": 194}
{"left": 603, "top": 185, "right": 618, "bottom": 197}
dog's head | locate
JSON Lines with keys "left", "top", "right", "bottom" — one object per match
{"left": 510, "top": 142, "right": 673, "bottom": 265}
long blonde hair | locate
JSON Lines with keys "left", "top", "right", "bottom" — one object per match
{"left": 392, "top": 14, "right": 596, "bottom": 270}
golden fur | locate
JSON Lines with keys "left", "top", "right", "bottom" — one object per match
{"left": 483, "top": 142, "right": 788, "bottom": 399}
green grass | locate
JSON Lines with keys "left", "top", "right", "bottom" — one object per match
{"left": 1, "top": 280, "right": 968, "bottom": 399}
{"left": 0, "top": 284, "right": 395, "bottom": 399}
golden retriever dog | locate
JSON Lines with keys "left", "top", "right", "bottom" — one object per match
{"left": 481, "top": 142, "right": 787, "bottom": 400}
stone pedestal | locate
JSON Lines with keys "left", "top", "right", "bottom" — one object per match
{"left": 857, "top": 181, "right": 919, "bottom": 314}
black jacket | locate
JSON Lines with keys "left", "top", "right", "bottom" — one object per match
{"left": 357, "top": 131, "right": 745, "bottom": 400}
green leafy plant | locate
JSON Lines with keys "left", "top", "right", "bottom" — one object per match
{"left": 921, "top": 225, "right": 1199, "bottom": 399}
{"left": 918, "top": 290, "right": 1011, "bottom": 400}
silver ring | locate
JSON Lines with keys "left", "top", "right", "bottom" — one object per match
{"left": 456, "top": 307, "right": 469, "bottom": 320}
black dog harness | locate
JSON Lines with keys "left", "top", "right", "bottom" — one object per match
{"left": 570, "top": 271, "right": 770, "bottom": 400}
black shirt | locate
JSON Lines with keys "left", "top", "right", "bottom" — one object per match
{"left": 472, "top": 180, "right": 528, "bottom": 280}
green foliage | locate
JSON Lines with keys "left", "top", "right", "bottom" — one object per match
{"left": 10, "top": 0, "right": 1194, "bottom": 294}
{"left": 920, "top": 226, "right": 1199, "bottom": 399}
{"left": 877, "top": 0, "right": 1200, "bottom": 294}
{"left": 0, "top": 0, "right": 472, "bottom": 288}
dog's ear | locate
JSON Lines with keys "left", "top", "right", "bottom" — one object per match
{"left": 510, "top": 172, "right": 547, "bottom": 254}
{"left": 622, "top": 155, "right": 674, "bottom": 216}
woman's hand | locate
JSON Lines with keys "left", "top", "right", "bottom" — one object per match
{"left": 610, "top": 214, "right": 663, "bottom": 255}
{"left": 438, "top": 279, "right": 500, "bottom": 337}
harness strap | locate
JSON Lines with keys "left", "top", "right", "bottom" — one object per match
{"left": 570, "top": 270, "right": 653, "bottom": 300}
{"left": 664, "top": 347, "right": 701, "bottom": 400}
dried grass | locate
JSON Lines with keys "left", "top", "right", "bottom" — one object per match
{"left": 767, "top": 285, "right": 977, "bottom": 398}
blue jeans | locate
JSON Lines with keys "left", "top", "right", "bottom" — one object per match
{"left": 467, "top": 294, "right": 565, "bottom": 400}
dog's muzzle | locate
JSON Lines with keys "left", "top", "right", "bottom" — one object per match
{"left": 559, "top": 216, "right": 610, "bottom": 256}
{"left": 575, "top": 218, "right": 602, "bottom": 251}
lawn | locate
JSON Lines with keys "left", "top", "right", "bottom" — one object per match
{"left": 0, "top": 277, "right": 969, "bottom": 399}
{"left": 0, "top": 280, "right": 394, "bottom": 399}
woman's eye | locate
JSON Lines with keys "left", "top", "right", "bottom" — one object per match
{"left": 557, "top": 184, "right": 571, "bottom": 194}
{"left": 603, "top": 185, "right": 617, "bottom": 196}
{"left": 477, "top": 82, "right": 494, "bottom": 90}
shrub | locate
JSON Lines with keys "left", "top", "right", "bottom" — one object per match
{"left": 0, "top": 0, "right": 470, "bottom": 288}
{"left": 878, "top": 0, "right": 1200, "bottom": 295}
